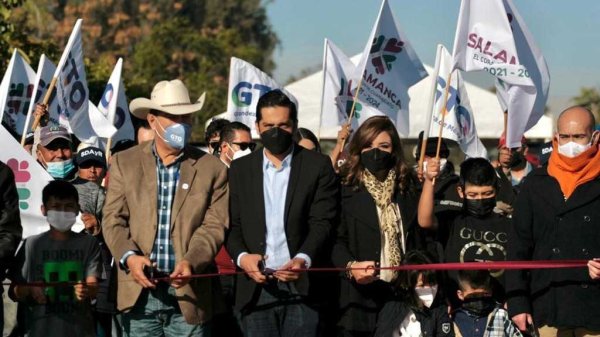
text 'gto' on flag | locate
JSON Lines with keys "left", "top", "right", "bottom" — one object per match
{"left": 225, "top": 57, "right": 298, "bottom": 137}
{"left": 428, "top": 45, "right": 487, "bottom": 159}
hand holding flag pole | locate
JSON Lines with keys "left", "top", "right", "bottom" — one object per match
{"left": 418, "top": 44, "right": 444, "bottom": 178}
{"left": 31, "top": 19, "right": 84, "bottom": 132}
{"left": 338, "top": 75, "right": 364, "bottom": 153}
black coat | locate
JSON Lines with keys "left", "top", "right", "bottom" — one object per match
{"left": 0, "top": 161, "right": 22, "bottom": 280}
{"left": 226, "top": 146, "right": 339, "bottom": 311}
{"left": 331, "top": 181, "right": 421, "bottom": 332}
{"left": 506, "top": 166, "right": 600, "bottom": 329}
{"left": 375, "top": 299, "right": 454, "bottom": 337}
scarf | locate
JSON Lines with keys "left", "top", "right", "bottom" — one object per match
{"left": 362, "top": 168, "right": 403, "bottom": 282}
{"left": 547, "top": 140, "right": 600, "bottom": 199}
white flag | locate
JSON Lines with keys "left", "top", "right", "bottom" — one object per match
{"left": 321, "top": 39, "right": 380, "bottom": 133}
{"left": 352, "top": 0, "right": 427, "bottom": 136}
{"left": 0, "top": 49, "right": 36, "bottom": 137}
{"left": 55, "top": 19, "right": 115, "bottom": 145}
{"left": 97, "top": 58, "right": 134, "bottom": 150}
{"left": 452, "top": 0, "right": 549, "bottom": 148}
{"left": 0, "top": 125, "right": 53, "bottom": 237}
{"left": 21, "top": 55, "right": 67, "bottom": 137}
{"left": 225, "top": 57, "right": 297, "bottom": 137}
{"left": 429, "top": 45, "right": 487, "bottom": 158}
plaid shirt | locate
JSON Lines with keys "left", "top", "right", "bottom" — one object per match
{"left": 150, "top": 147, "right": 183, "bottom": 272}
{"left": 484, "top": 308, "right": 523, "bottom": 337}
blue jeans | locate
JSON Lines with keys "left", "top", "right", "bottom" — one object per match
{"left": 121, "top": 284, "right": 210, "bottom": 337}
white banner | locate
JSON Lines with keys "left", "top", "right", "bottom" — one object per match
{"left": 98, "top": 58, "right": 134, "bottom": 150}
{"left": 225, "top": 57, "right": 298, "bottom": 137}
{"left": 452, "top": 0, "right": 549, "bottom": 148}
{"left": 55, "top": 19, "right": 115, "bottom": 146}
{"left": 352, "top": 0, "right": 427, "bottom": 136}
{"left": 429, "top": 45, "right": 487, "bottom": 159}
{"left": 1, "top": 125, "right": 53, "bottom": 238}
{"left": 321, "top": 39, "right": 381, "bottom": 133}
{"left": 0, "top": 49, "right": 36, "bottom": 137}
{"left": 21, "top": 55, "right": 68, "bottom": 137}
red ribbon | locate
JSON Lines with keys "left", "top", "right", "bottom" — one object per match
{"left": 11, "top": 260, "right": 590, "bottom": 287}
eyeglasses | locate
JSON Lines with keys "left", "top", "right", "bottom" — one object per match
{"left": 231, "top": 142, "right": 257, "bottom": 152}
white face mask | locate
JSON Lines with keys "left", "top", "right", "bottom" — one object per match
{"left": 415, "top": 285, "right": 438, "bottom": 308}
{"left": 557, "top": 141, "right": 591, "bottom": 158}
{"left": 47, "top": 210, "right": 77, "bottom": 232}
{"left": 233, "top": 148, "right": 252, "bottom": 160}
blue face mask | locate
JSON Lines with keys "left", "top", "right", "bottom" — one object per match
{"left": 46, "top": 159, "right": 75, "bottom": 179}
{"left": 155, "top": 119, "right": 191, "bottom": 150}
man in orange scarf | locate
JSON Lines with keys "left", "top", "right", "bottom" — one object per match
{"left": 507, "top": 106, "right": 600, "bottom": 337}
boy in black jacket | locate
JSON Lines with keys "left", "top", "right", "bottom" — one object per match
{"left": 418, "top": 158, "right": 511, "bottom": 308}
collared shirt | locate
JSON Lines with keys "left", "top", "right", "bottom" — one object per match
{"left": 236, "top": 148, "right": 311, "bottom": 269}
{"left": 263, "top": 149, "right": 293, "bottom": 269}
{"left": 150, "top": 146, "right": 183, "bottom": 272}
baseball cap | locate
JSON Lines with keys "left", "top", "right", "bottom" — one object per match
{"left": 39, "top": 125, "right": 71, "bottom": 147}
{"left": 76, "top": 147, "right": 106, "bottom": 168}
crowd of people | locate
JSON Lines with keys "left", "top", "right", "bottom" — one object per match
{"left": 0, "top": 79, "right": 599, "bottom": 337}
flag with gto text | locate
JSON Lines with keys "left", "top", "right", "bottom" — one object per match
{"left": 352, "top": 0, "right": 427, "bottom": 136}
{"left": 226, "top": 57, "right": 297, "bottom": 137}
{"left": 98, "top": 58, "right": 134, "bottom": 150}
{"left": 0, "top": 49, "right": 36, "bottom": 137}
{"left": 21, "top": 54, "right": 67, "bottom": 137}
{"left": 55, "top": 19, "right": 115, "bottom": 146}
{"left": 428, "top": 45, "right": 486, "bottom": 159}
{"left": 452, "top": 0, "right": 549, "bottom": 148}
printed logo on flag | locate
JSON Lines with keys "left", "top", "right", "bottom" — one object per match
{"left": 456, "top": 98, "right": 472, "bottom": 137}
{"left": 435, "top": 76, "right": 458, "bottom": 115}
{"left": 231, "top": 82, "right": 272, "bottom": 109}
{"left": 6, "top": 158, "right": 32, "bottom": 210}
{"left": 99, "top": 83, "right": 126, "bottom": 129}
{"left": 336, "top": 78, "right": 362, "bottom": 120}
{"left": 370, "top": 35, "right": 404, "bottom": 75}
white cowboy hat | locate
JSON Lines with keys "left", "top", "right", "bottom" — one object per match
{"left": 129, "top": 79, "right": 206, "bottom": 119}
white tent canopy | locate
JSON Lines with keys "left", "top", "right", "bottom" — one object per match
{"left": 284, "top": 56, "right": 553, "bottom": 140}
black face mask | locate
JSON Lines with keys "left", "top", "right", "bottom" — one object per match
{"left": 260, "top": 127, "right": 293, "bottom": 155}
{"left": 464, "top": 196, "right": 496, "bottom": 217}
{"left": 462, "top": 295, "right": 497, "bottom": 317}
{"left": 360, "top": 148, "right": 394, "bottom": 174}
{"left": 509, "top": 151, "right": 527, "bottom": 170}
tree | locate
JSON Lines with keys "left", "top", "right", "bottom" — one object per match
{"left": 572, "top": 87, "right": 600, "bottom": 125}
{"left": 6, "top": 0, "right": 278, "bottom": 141}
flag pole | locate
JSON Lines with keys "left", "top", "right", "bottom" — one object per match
{"left": 418, "top": 44, "right": 444, "bottom": 175}
{"left": 30, "top": 77, "right": 58, "bottom": 132}
{"left": 31, "top": 19, "right": 83, "bottom": 132}
{"left": 432, "top": 71, "right": 453, "bottom": 186}
{"left": 317, "top": 39, "right": 329, "bottom": 142}
{"left": 338, "top": 74, "right": 364, "bottom": 153}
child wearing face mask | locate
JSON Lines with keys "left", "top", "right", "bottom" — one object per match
{"left": 418, "top": 158, "right": 511, "bottom": 309}
{"left": 453, "top": 270, "right": 523, "bottom": 337}
{"left": 375, "top": 250, "right": 454, "bottom": 337}
{"left": 8, "top": 181, "right": 101, "bottom": 337}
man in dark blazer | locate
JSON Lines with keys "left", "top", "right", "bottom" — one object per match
{"left": 507, "top": 106, "right": 600, "bottom": 336}
{"left": 226, "top": 90, "right": 338, "bottom": 337}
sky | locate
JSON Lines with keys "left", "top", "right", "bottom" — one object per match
{"left": 266, "top": 0, "right": 600, "bottom": 112}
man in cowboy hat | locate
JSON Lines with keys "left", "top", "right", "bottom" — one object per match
{"left": 103, "top": 79, "right": 228, "bottom": 336}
